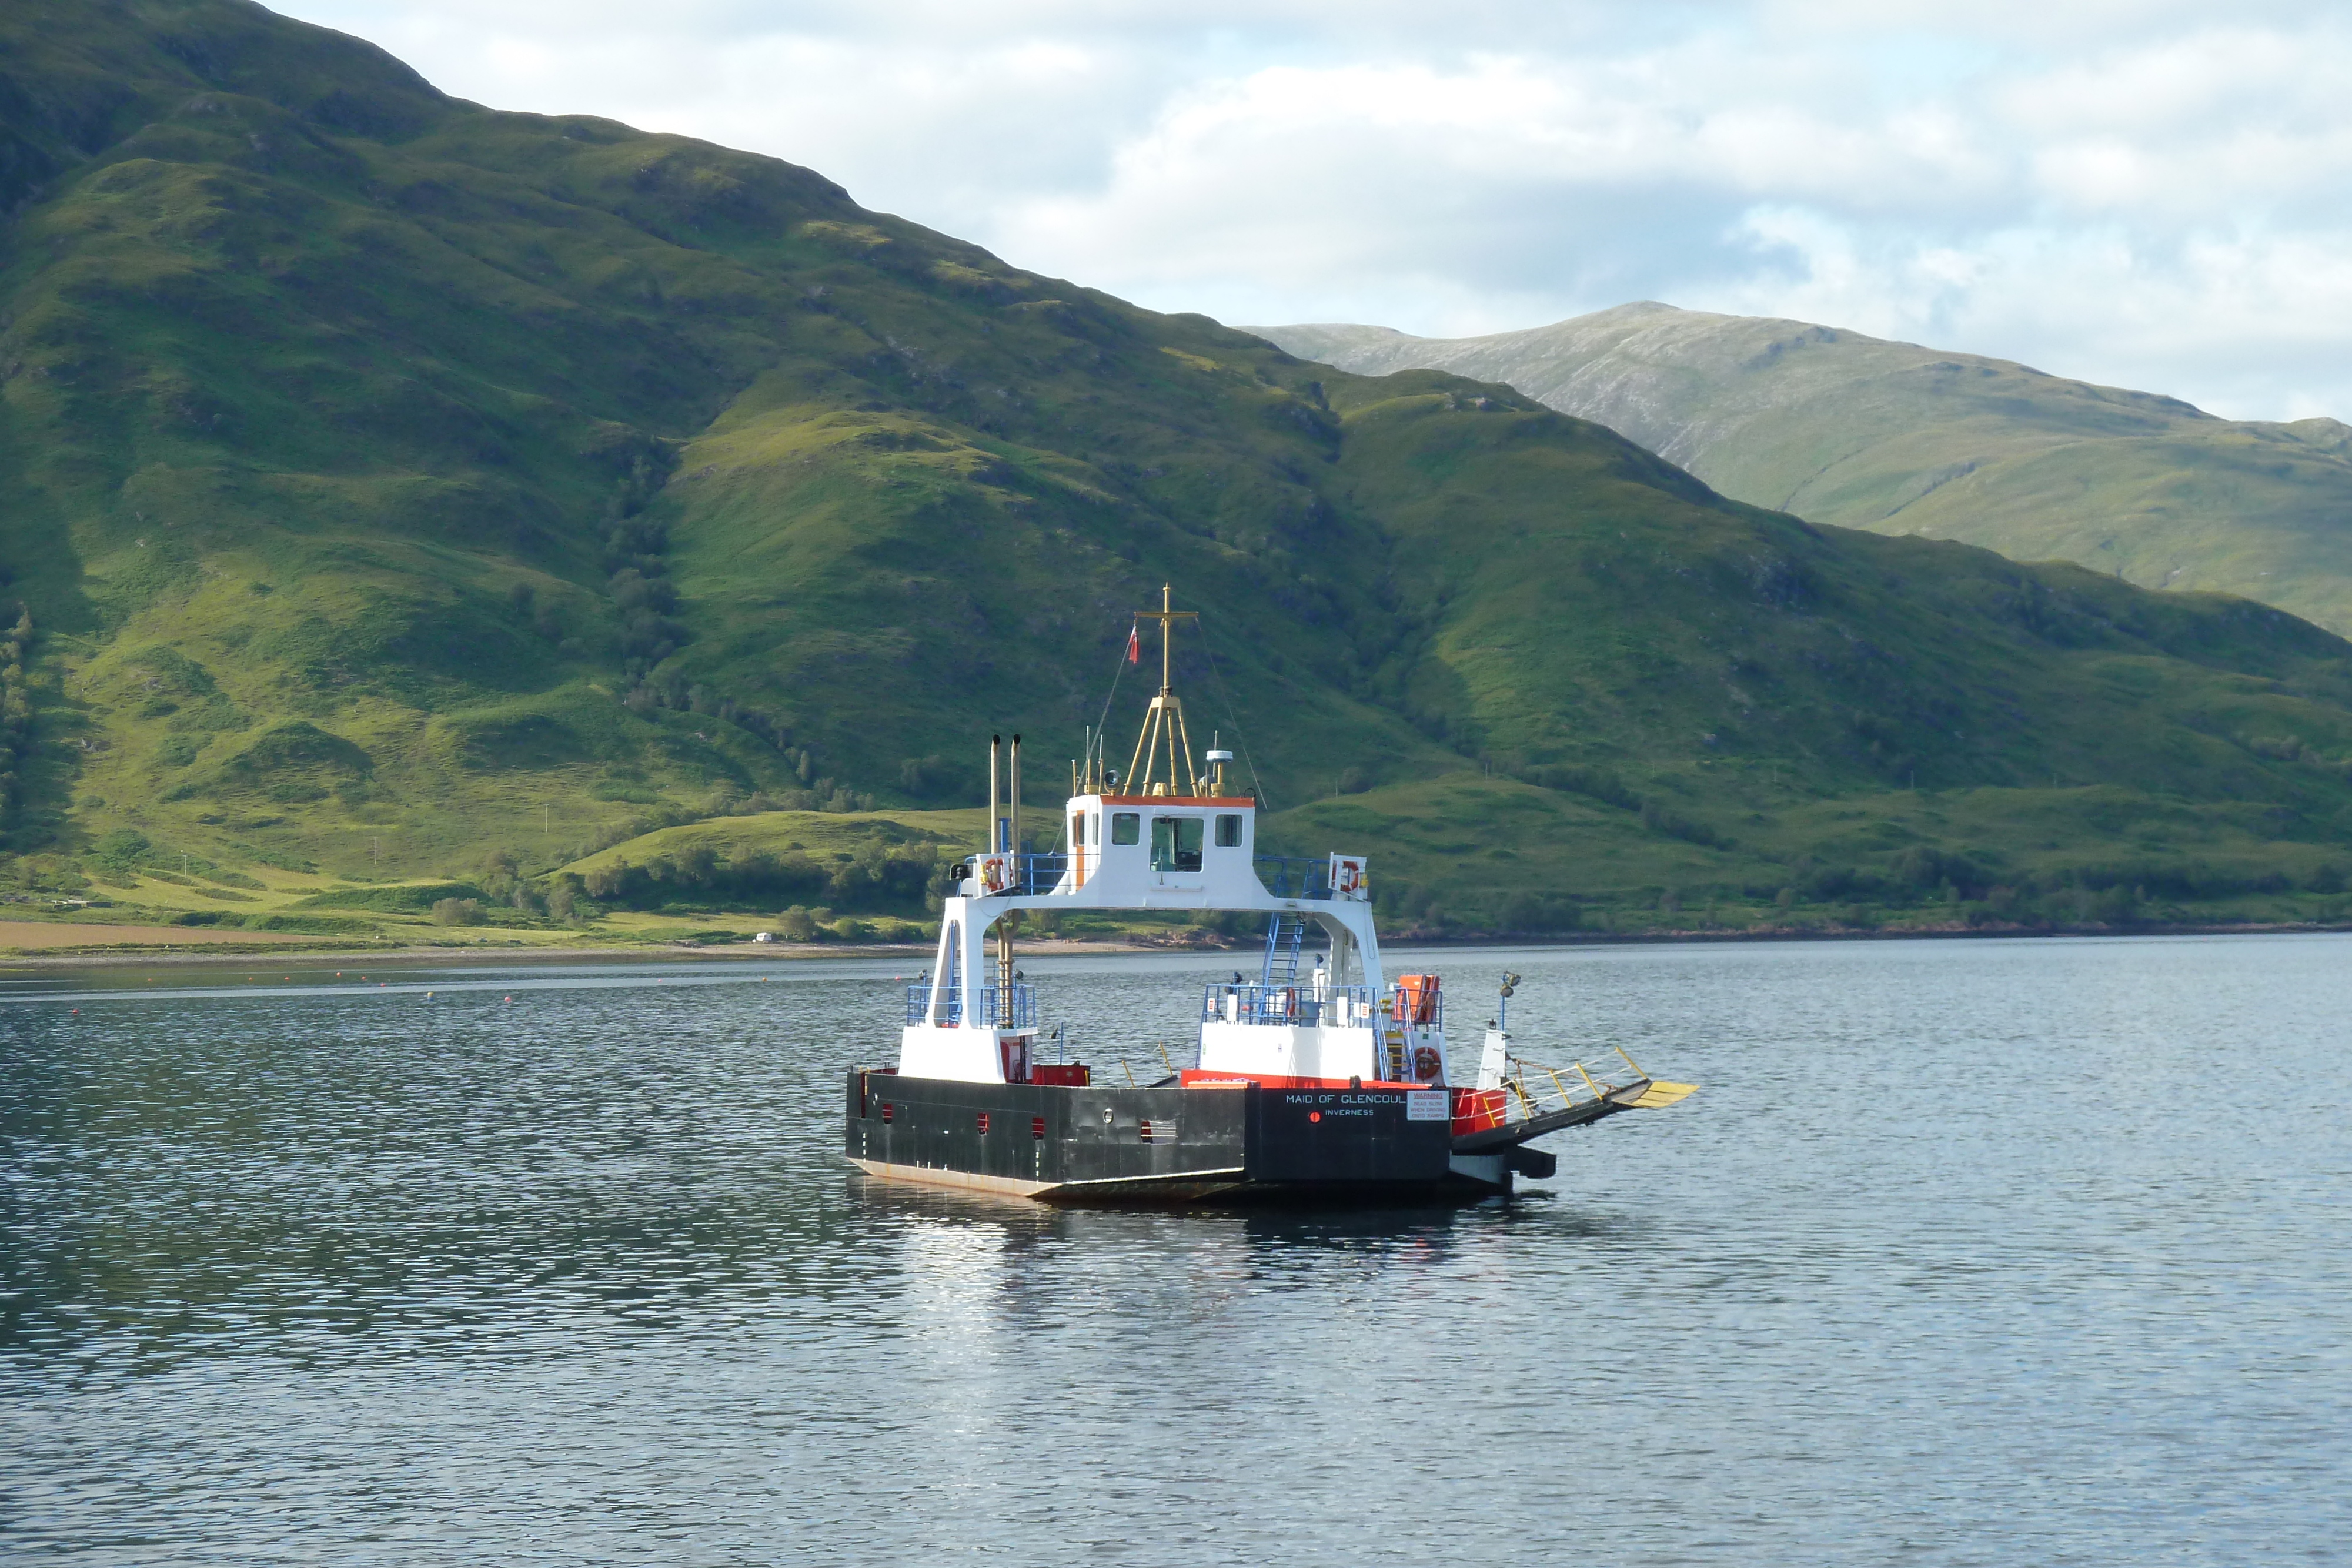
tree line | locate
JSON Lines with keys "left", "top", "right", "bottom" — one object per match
{"left": 1, "top": 607, "right": 33, "bottom": 831}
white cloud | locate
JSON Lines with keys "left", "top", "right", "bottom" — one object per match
{"left": 274, "top": 0, "right": 2352, "bottom": 419}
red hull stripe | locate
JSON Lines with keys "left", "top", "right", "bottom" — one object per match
{"left": 1180, "top": 1070, "right": 1429, "bottom": 1091}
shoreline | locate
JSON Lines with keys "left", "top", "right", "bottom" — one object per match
{"left": 1389, "top": 918, "right": 2352, "bottom": 947}
{"left": 0, "top": 934, "right": 1203, "bottom": 970}
{"left": 5, "top": 920, "right": 2346, "bottom": 971}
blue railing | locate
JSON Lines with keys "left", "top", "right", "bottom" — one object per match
{"left": 1014, "top": 854, "right": 1065, "bottom": 895}
{"left": 961, "top": 853, "right": 1070, "bottom": 897}
{"left": 986, "top": 981, "right": 1037, "bottom": 1029}
{"left": 1254, "top": 856, "right": 1334, "bottom": 900}
{"left": 1201, "top": 982, "right": 1371, "bottom": 1028}
{"left": 906, "top": 980, "right": 1037, "bottom": 1029}
{"left": 1196, "top": 982, "right": 1441, "bottom": 1032}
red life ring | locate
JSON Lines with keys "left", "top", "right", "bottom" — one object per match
{"left": 1412, "top": 1045, "right": 1442, "bottom": 1081}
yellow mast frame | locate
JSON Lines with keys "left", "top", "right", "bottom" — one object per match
{"left": 1124, "top": 584, "right": 1202, "bottom": 797}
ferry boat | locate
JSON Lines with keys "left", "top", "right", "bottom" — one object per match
{"left": 844, "top": 589, "right": 1695, "bottom": 1202}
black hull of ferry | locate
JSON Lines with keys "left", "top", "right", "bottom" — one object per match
{"left": 845, "top": 1070, "right": 1509, "bottom": 1203}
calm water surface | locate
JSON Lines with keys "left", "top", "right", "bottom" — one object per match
{"left": 2, "top": 935, "right": 2347, "bottom": 1564}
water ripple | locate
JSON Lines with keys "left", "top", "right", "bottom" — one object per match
{"left": 2, "top": 935, "right": 2346, "bottom": 1563}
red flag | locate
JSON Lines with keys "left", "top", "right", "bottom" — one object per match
{"left": 1125, "top": 626, "right": 1140, "bottom": 664}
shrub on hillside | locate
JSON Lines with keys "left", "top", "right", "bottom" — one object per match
{"left": 1496, "top": 891, "right": 1581, "bottom": 932}
{"left": 431, "top": 897, "right": 486, "bottom": 926}
{"left": 479, "top": 849, "right": 543, "bottom": 914}
{"left": 898, "top": 754, "right": 954, "bottom": 797}
{"left": 89, "top": 829, "right": 152, "bottom": 870}
{"left": 0, "top": 607, "right": 30, "bottom": 825}
{"left": 543, "top": 876, "right": 590, "bottom": 924}
{"left": 582, "top": 840, "right": 938, "bottom": 913}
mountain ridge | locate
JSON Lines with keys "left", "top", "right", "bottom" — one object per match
{"left": 1255, "top": 305, "right": 2352, "bottom": 636}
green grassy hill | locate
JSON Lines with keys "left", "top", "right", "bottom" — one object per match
{"left": 1260, "top": 307, "right": 2352, "bottom": 638}
{"left": 8, "top": 1, "right": 2352, "bottom": 940}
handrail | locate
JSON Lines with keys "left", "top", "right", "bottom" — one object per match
{"left": 960, "top": 852, "right": 1070, "bottom": 897}
{"left": 1011, "top": 854, "right": 1065, "bottom": 896}
{"left": 1252, "top": 856, "right": 1334, "bottom": 900}
{"left": 906, "top": 980, "right": 1037, "bottom": 1029}
{"left": 1201, "top": 982, "right": 1371, "bottom": 1027}
{"left": 1460, "top": 1047, "right": 1648, "bottom": 1134}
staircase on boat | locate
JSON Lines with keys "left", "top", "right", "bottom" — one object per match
{"left": 1260, "top": 914, "right": 1305, "bottom": 987}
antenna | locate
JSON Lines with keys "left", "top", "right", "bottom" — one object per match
{"left": 1123, "top": 584, "right": 1202, "bottom": 796}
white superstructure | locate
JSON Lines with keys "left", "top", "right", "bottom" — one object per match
{"left": 898, "top": 587, "right": 1451, "bottom": 1090}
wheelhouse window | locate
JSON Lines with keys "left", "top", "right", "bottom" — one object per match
{"left": 1111, "top": 812, "right": 1140, "bottom": 845}
{"left": 1215, "top": 814, "right": 1243, "bottom": 848}
{"left": 1070, "top": 813, "right": 1084, "bottom": 851}
{"left": 1151, "top": 816, "right": 1204, "bottom": 872}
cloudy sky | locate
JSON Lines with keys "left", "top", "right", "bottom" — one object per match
{"left": 276, "top": 0, "right": 2352, "bottom": 422}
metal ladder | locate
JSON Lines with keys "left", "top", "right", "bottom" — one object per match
{"left": 1261, "top": 914, "right": 1305, "bottom": 986}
